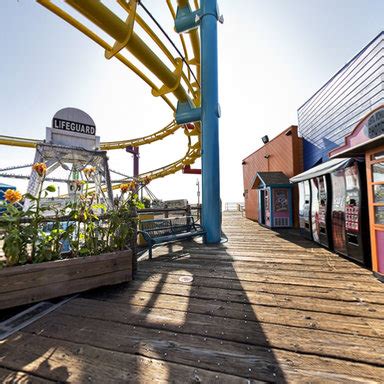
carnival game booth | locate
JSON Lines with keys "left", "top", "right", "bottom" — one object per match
{"left": 330, "top": 105, "right": 384, "bottom": 280}
{"left": 251, "top": 172, "right": 293, "bottom": 228}
{"left": 290, "top": 158, "right": 371, "bottom": 266}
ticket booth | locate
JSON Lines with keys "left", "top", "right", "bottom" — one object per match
{"left": 251, "top": 172, "right": 293, "bottom": 228}
{"left": 330, "top": 105, "right": 384, "bottom": 279}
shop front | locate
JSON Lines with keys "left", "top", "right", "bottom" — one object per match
{"left": 330, "top": 105, "right": 384, "bottom": 280}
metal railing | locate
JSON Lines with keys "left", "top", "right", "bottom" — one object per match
{"left": 224, "top": 202, "right": 245, "bottom": 212}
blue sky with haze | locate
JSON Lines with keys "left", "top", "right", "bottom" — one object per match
{"left": 0, "top": 0, "right": 383, "bottom": 203}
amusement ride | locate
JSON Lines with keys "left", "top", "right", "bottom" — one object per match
{"left": 0, "top": 0, "right": 222, "bottom": 243}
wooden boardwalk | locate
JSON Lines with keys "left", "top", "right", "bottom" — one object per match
{"left": 1, "top": 212, "right": 384, "bottom": 383}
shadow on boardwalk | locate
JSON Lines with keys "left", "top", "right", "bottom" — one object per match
{"left": 1, "top": 212, "right": 384, "bottom": 382}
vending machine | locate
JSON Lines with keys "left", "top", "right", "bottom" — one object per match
{"left": 298, "top": 181, "right": 312, "bottom": 239}
{"left": 311, "top": 175, "right": 332, "bottom": 249}
{"left": 344, "top": 162, "right": 371, "bottom": 266}
{"left": 331, "top": 169, "right": 347, "bottom": 256}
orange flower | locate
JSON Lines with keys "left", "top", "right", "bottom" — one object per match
{"left": 32, "top": 162, "right": 47, "bottom": 177}
{"left": 83, "top": 167, "right": 96, "bottom": 178}
{"left": 120, "top": 183, "right": 130, "bottom": 194}
{"left": 4, "top": 189, "right": 22, "bottom": 204}
{"left": 120, "top": 181, "right": 136, "bottom": 194}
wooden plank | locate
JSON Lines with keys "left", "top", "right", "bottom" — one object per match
{"left": 139, "top": 259, "right": 376, "bottom": 282}
{"left": 87, "top": 290, "right": 384, "bottom": 338}
{"left": 136, "top": 264, "right": 384, "bottom": 292}
{"left": 0, "top": 253, "right": 131, "bottom": 293}
{"left": 0, "top": 332, "right": 262, "bottom": 384}
{"left": 0, "top": 367, "right": 53, "bottom": 384}
{"left": 0, "top": 270, "right": 131, "bottom": 309}
{"left": 22, "top": 311, "right": 384, "bottom": 382}
{"left": 152, "top": 251, "right": 369, "bottom": 271}
{"left": 0, "top": 250, "right": 132, "bottom": 276}
{"left": 135, "top": 272, "right": 384, "bottom": 304}
{"left": 145, "top": 249, "right": 370, "bottom": 272}
{"left": 119, "top": 279, "right": 384, "bottom": 319}
{"left": 134, "top": 271, "right": 384, "bottom": 304}
{"left": 54, "top": 298, "right": 384, "bottom": 365}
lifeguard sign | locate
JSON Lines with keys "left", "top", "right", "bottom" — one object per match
{"left": 25, "top": 107, "right": 113, "bottom": 209}
{"left": 46, "top": 107, "right": 100, "bottom": 150}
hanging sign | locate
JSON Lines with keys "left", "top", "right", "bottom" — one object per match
{"left": 47, "top": 107, "right": 99, "bottom": 150}
{"left": 52, "top": 118, "right": 96, "bottom": 136}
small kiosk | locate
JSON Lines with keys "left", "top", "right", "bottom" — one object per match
{"left": 330, "top": 105, "right": 384, "bottom": 281}
{"left": 251, "top": 172, "right": 293, "bottom": 228}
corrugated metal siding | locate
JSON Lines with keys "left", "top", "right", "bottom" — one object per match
{"left": 298, "top": 32, "right": 384, "bottom": 170}
{"left": 242, "top": 126, "right": 303, "bottom": 227}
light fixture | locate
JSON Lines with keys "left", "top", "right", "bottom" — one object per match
{"left": 261, "top": 135, "right": 269, "bottom": 144}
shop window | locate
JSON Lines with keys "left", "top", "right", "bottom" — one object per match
{"left": 372, "top": 151, "right": 384, "bottom": 161}
{"left": 374, "top": 206, "right": 384, "bottom": 225}
{"left": 372, "top": 163, "right": 384, "bottom": 182}
{"left": 374, "top": 184, "right": 384, "bottom": 203}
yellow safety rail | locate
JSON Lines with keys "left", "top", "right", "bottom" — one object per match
{"left": 0, "top": 120, "right": 181, "bottom": 150}
{"left": 17, "top": 0, "right": 203, "bottom": 183}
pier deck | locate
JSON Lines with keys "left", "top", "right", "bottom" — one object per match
{"left": 1, "top": 212, "right": 384, "bottom": 383}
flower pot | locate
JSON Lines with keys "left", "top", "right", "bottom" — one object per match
{"left": 0, "top": 249, "right": 132, "bottom": 310}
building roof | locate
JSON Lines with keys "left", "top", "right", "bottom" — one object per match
{"left": 298, "top": 31, "right": 384, "bottom": 111}
{"left": 251, "top": 171, "right": 290, "bottom": 189}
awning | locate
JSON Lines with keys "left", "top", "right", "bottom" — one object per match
{"left": 290, "top": 158, "right": 353, "bottom": 183}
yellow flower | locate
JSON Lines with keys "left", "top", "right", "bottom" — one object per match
{"left": 32, "top": 162, "right": 47, "bottom": 177}
{"left": 120, "top": 183, "right": 130, "bottom": 194}
{"left": 120, "top": 181, "right": 136, "bottom": 194}
{"left": 83, "top": 167, "right": 96, "bottom": 178}
{"left": 4, "top": 189, "right": 22, "bottom": 204}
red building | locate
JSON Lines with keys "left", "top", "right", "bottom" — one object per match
{"left": 242, "top": 125, "right": 303, "bottom": 227}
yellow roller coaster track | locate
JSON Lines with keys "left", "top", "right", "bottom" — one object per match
{"left": 0, "top": 0, "right": 202, "bottom": 184}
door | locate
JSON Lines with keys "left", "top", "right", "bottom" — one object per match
{"left": 366, "top": 146, "right": 384, "bottom": 275}
{"left": 259, "top": 189, "right": 266, "bottom": 225}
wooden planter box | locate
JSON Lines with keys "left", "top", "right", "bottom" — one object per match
{"left": 0, "top": 249, "right": 132, "bottom": 310}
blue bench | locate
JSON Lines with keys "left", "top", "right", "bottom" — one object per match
{"left": 138, "top": 216, "right": 205, "bottom": 259}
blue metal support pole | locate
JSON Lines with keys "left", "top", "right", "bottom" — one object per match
{"left": 201, "top": 0, "right": 221, "bottom": 243}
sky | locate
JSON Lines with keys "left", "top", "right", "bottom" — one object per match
{"left": 0, "top": 0, "right": 383, "bottom": 205}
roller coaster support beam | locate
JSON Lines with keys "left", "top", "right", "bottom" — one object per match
{"left": 126, "top": 146, "right": 139, "bottom": 178}
{"left": 200, "top": 0, "right": 222, "bottom": 243}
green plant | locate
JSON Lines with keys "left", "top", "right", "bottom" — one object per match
{"left": 0, "top": 165, "right": 140, "bottom": 267}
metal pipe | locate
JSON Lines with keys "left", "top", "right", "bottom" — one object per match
{"left": 66, "top": 0, "right": 189, "bottom": 102}
{"left": 201, "top": 0, "right": 221, "bottom": 243}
